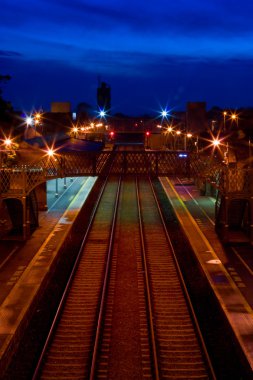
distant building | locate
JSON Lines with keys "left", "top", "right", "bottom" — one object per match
{"left": 97, "top": 82, "right": 111, "bottom": 114}
{"left": 171, "top": 111, "right": 186, "bottom": 130}
{"left": 76, "top": 102, "right": 93, "bottom": 122}
{"left": 186, "top": 102, "right": 207, "bottom": 134}
{"left": 51, "top": 102, "right": 71, "bottom": 113}
{"left": 42, "top": 112, "right": 73, "bottom": 136}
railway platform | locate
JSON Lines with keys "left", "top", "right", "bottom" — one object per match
{"left": 160, "top": 176, "right": 253, "bottom": 376}
{"left": 0, "top": 175, "right": 252, "bottom": 377}
{"left": 0, "top": 176, "right": 97, "bottom": 375}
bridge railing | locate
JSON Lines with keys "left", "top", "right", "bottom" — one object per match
{"left": 218, "top": 167, "right": 252, "bottom": 194}
{"left": 0, "top": 150, "right": 251, "bottom": 198}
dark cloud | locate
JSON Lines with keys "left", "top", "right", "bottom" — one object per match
{"left": 78, "top": 49, "right": 253, "bottom": 77}
{"left": 1, "top": 0, "right": 253, "bottom": 114}
{"left": 0, "top": 50, "right": 22, "bottom": 57}
{"left": 2, "top": 0, "right": 252, "bottom": 37}
{"left": 2, "top": 50, "right": 253, "bottom": 115}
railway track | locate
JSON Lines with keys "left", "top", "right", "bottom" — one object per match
{"left": 32, "top": 175, "right": 215, "bottom": 379}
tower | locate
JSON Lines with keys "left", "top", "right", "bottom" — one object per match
{"left": 97, "top": 81, "right": 111, "bottom": 114}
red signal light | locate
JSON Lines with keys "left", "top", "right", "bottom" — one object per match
{"left": 146, "top": 131, "right": 150, "bottom": 136}
{"left": 109, "top": 131, "right": 115, "bottom": 139}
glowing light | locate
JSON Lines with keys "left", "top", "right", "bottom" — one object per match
{"left": 187, "top": 133, "right": 192, "bottom": 138}
{"left": 73, "top": 127, "right": 78, "bottom": 133}
{"left": 47, "top": 148, "right": 55, "bottom": 157}
{"left": 176, "top": 130, "right": 181, "bottom": 135}
{"left": 161, "top": 110, "right": 168, "bottom": 118}
{"left": 146, "top": 131, "right": 150, "bottom": 136}
{"left": 4, "top": 138, "right": 12, "bottom": 147}
{"left": 99, "top": 110, "right": 106, "bottom": 117}
{"left": 213, "top": 139, "right": 220, "bottom": 146}
{"left": 230, "top": 113, "right": 239, "bottom": 126}
{"left": 167, "top": 126, "right": 173, "bottom": 133}
{"left": 26, "top": 116, "right": 33, "bottom": 125}
{"left": 34, "top": 113, "right": 41, "bottom": 120}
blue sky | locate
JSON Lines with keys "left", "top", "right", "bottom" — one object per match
{"left": 1, "top": 0, "right": 253, "bottom": 115}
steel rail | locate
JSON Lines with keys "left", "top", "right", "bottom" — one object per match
{"left": 31, "top": 174, "right": 113, "bottom": 380}
{"left": 89, "top": 176, "right": 122, "bottom": 379}
{"left": 135, "top": 176, "right": 160, "bottom": 380}
{"left": 149, "top": 177, "right": 217, "bottom": 379}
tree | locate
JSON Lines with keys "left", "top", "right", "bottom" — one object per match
{"left": 0, "top": 75, "right": 13, "bottom": 116}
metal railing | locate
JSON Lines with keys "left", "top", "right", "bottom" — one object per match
{"left": 0, "top": 151, "right": 251, "bottom": 198}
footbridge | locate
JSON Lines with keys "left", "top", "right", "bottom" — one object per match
{"left": 0, "top": 150, "right": 252, "bottom": 243}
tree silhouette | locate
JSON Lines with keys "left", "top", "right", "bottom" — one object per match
{"left": 0, "top": 74, "right": 13, "bottom": 116}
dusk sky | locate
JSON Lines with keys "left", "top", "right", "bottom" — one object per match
{"left": 1, "top": 0, "right": 253, "bottom": 116}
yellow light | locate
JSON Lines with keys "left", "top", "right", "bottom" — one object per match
{"left": 213, "top": 139, "right": 220, "bottom": 146}
{"left": 167, "top": 127, "right": 173, "bottom": 132}
{"left": 4, "top": 138, "right": 12, "bottom": 147}
{"left": 187, "top": 133, "right": 192, "bottom": 138}
{"left": 47, "top": 148, "right": 54, "bottom": 157}
{"left": 73, "top": 127, "right": 78, "bottom": 133}
{"left": 176, "top": 131, "right": 181, "bottom": 135}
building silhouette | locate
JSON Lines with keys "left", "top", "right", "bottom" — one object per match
{"left": 97, "top": 81, "right": 111, "bottom": 114}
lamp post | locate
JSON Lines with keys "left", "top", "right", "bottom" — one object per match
{"left": 34, "top": 112, "right": 42, "bottom": 134}
{"left": 72, "top": 126, "right": 78, "bottom": 139}
{"left": 231, "top": 113, "right": 238, "bottom": 127}
{"left": 184, "top": 133, "right": 192, "bottom": 151}
{"left": 175, "top": 130, "right": 181, "bottom": 150}
{"left": 223, "top": 111, "right": 227, "bottom": 132}
{"left": 249, "top": 138, "right": 252, "bottom": 168}
{"left": 195, "top": 137, "right": 199, "bottom": 154}
{"left": 164, "top": 125, "right": 173, "bottom": 150}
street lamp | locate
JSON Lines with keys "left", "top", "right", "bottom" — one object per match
{"left": 249, "top": 139, "right": 252, "bottom": 168}
{"left": 195, "top": 137, "right": 199, "bottom": 154}
{"left": 4, "top": 138, "right": 12, "bottom": 149}
{"left": 47, "top": 148, "right": 55, "bottom": 157}
{"left": 0, "top": 138, "right": 12, "bottom": 166}
{"left": 223, "top": 111, "right": 227, "bottom": 131}
{"left": 184, "top": 133, "right": 192, "bottom": 150}
{"left": 161, "top": 110, "right": 169, "bottom": 118}
{"left": 164, "top": 125, "right": 173, "bottom": 149}
{"left": 72, "top": 126, "right": 78, "bottom": 138}
{"left": 26, "top": 116, "right": 33, "bottom": 126}
{"left": 34, "top": 112, "right": 42, "bottom": 133}
{"left": 231, "top": 113, "right": 238, "bottom": 127}
{"left": 212, "top": 138, "right": 220, "bottom": 147}
{"left": 175, "top": 130, "right": 181, "bottom": 150}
